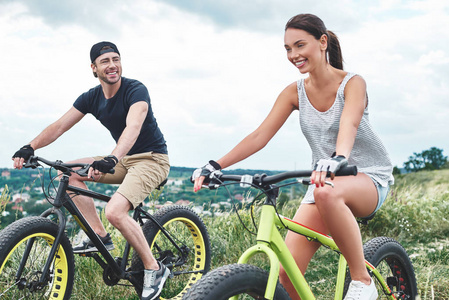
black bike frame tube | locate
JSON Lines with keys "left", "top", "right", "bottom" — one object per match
{"left": 135, "top": 206, "right": 185, "bottom": 254}
{"left": 15, "top": 237, "right": 36, "bottom": 281}
{"left": 67, "top": 185, "right": 111, "bottom": 202}
{"left": 38, "top": 208, "right": 66, "bottom": 284}
{"left": 63, "top": 199, "right": 125, "bottom": 279}
{"left": 15, "top": 207, "right": 66, "bottom": 282}
{"left": 53, "top": 175, "right": 71, "bottom": 208}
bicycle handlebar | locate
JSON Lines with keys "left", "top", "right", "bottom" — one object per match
{"left": 212, "top": 165, "right": 357, "bottom": 187}
{"left": 23, "top": 156, "right": 115, "bottom": 176}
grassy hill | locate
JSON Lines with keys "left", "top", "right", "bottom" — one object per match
{"left": 2, "top": 168, "right": 449, "bottom": 298}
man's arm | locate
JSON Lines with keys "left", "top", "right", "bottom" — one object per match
{"left": 29, "top": 107, "right": 85, "bottom": 150}
{"left": 87, "top": 101, "right": 149, "bottom": 178}
{"left": 111, "top": 101, "right": 148, "bottom": 160}
{"left": 13, "top": 107, "right": 85, "bottom": 169}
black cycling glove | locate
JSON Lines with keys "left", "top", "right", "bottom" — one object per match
{"left": 191, "top": 160, "right": 222, "bottom": 182}
{"left": 91, "top": 155, "right": 118, "bottom": 173}
{"left": 12, "top": 144, "right": 34, "bottom": 161}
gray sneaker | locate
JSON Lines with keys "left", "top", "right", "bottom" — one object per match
{"left": 73, "top": 233, "right": 115, "bottom": 254}
{"left": 142, "top": 262, "right": 170, "bottom": 300}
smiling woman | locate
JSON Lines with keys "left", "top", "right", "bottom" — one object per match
{"left": 284, "top": 14, "right": 343, "bottom": 71}
{"left": 191, "top": 13, "right": 394, "bottom": 300}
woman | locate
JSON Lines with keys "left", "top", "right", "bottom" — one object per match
{"left": 192, "top": 13, "right": 393, "bottom": 300}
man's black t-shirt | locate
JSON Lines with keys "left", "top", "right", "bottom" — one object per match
{"left": 73, "top": 77, "right": 168, "bottom": 155}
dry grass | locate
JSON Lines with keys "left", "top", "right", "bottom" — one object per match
{"left": 65, "top": 170, "right": 449, "bottom": 299}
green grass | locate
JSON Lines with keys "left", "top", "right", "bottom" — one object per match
{"left": 64, "top": 170, "right": 449, "bottom": 298}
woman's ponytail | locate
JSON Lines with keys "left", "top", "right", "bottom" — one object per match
{"left": 327, "top": 30, "right": 344, "bottom": 70}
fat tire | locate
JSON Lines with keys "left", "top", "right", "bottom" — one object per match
{"left": 0, "top": 216, "right": 75, "bottom": 300}
{"left": 131, "top": 205, "right": 211, "bottom": 299}
{"left": 344, "top": 236, "right": 417, "bottom": 299}
{"left": 181, "top": 263, "right": 291, "bottom": 300}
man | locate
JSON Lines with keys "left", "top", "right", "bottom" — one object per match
{"left": 12, "top": 41, "right": 170, "bottom": 300}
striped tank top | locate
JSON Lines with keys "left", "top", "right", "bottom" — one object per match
{"left": 298, "top": 72, "right": 394, "bottom": 200}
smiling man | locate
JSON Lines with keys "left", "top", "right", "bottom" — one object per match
{"left": 12, "top": 41, "right": 171, "bottom": 300}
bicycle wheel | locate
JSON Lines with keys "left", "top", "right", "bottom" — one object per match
{"left": 131, "top": 205, "right": 211, "bottom": 299}
{"left": 181, "top": 263, "right": 291, "bottom": 300}
{"left": 0, "top": 216, "right": 75, "bottom": 300}
{"left": 344, "top": 237, "right": 417, "bottom": 299}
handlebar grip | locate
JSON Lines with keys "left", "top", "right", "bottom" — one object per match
{"left": 335, "top": 165, "right": 357, "bottom": 176}
{"left": 76, "top": 165, "right": 115, "bottom": 177}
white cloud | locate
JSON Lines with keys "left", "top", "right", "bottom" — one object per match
{"left": 1, "top": 0, "right": 449, "bottom": 171}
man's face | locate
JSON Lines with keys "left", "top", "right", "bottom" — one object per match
{"left": 91, "top": 52, "right": 122, "bottom": 85}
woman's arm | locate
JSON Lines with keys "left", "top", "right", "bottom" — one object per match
{"left": 335, "top": 75, "right": 367, "bottom": 158}
{"left": 312, "top": 75, "right": 367, "bottom": 185}
{"left": 194, "top": 82, "right": 299, "bottom": 191}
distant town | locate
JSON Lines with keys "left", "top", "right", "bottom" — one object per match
{"left": 0, "top": 166, "right": 304, "bottom": 230}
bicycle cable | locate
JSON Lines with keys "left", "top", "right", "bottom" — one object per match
{"left": 209, "top": 176, "right": 303, "bottom": 236}
{"left": 39, "top": 166, "right": 72, "bottom": 206}
{"left": 259, "top": 180, "right": 340, "bottom": 252}
{"left": 209, "top": 177, "right": 262, "bottom": 236}
{"left": 264, "top": 181, "right": 300, "bottom": 230}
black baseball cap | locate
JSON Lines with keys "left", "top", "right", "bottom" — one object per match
{"left": 90, "top": 41, "right": 120, "bottom": 63}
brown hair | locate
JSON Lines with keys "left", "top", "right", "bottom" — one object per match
{"left": 285, "top": 14, "right": 343, "bottom": 70}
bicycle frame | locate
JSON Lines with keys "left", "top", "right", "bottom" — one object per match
{"left": 17, "top": 172, "right": 175, "bottom": 289}
{"left": 234, "top": 202, "right": 396, "bottom": 300}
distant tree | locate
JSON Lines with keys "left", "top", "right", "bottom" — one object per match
{"left": 403, "top": 147, "right": 447, "bottom": 172}
{"left": 392, "top": 166, "right": 401, "bottom": 175}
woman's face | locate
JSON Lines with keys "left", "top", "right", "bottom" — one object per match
{"left": 284, "top": 28, "right": 327, "bottom": 74}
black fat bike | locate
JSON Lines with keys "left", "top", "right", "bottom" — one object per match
{"left": 0, "top": 155, "right": 211, "bottom": 300}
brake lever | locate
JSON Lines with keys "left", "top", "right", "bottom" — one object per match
{"left": 205, "top": 183, "right": 221, "bottom": 190}
{"left": 76, "top": 164, "right": 115, "bottom": 177}
{"left": 76, "top": 164, "right": 91, "bottom": 177}
{"left": 298, "top": 179, "right": 334, "bottom": 188}
{"left": 23, "top": 156, "right": 40, "bottom": 169}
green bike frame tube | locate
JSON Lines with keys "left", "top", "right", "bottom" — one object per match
{"left": 233, "top": 205, "right": 396, "bottom": 299}
{"left": 236, "top": 205, "right": 316, "bottom": 300}
{"left": 335, "top": 255, "right": 348, "bottom": 299}
{"left": 367, "top": 261, "right": 396, "bottom": 299}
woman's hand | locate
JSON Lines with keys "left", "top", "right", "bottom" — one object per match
{"left": 311, "top": 155, "right": 347, "bottom": 187}
{"left": 191, "top": 160, "right": 222, "bottom": 192}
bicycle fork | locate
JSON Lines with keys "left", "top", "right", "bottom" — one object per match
{"left": 235, "top": 205, "right": 316, "bottom": 300}
{"left": 16, "top": 208, "right": 66, "bottom": 289}
{"left": 234, "top": 205, "right": 354, "bottom": 300}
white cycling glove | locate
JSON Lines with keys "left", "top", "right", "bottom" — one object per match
{"left": 191, "top": 160, "right": 222, "bottom": 182}
{"left": 315, "top": 155, "right": 348, "bottom": 177}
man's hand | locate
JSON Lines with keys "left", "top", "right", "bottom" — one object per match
{"left": 89, "top": 155, "right": 118, "bottom": 179}
{"left": 12, "top": 144, "right": 34, "bottom": 169}
{"left": 192, "top": 160, "right": 221, "bottom": 192}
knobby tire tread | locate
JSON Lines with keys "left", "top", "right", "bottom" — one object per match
{"left": 0, "top": 216, "right": 75, "bottom": 300}
{"left": 130, "top": 205, "right": 211, "bottom": 299}
{"left": 181, "top": 263, "right": 291, "bottom": 300}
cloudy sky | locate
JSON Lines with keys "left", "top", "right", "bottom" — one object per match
{"left": 1, "top": 0, "right": 448, "bottom": 171}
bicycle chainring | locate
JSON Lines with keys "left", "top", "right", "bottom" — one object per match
{"left": 102, "top": 258, "right": 122, "bottom": 286}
